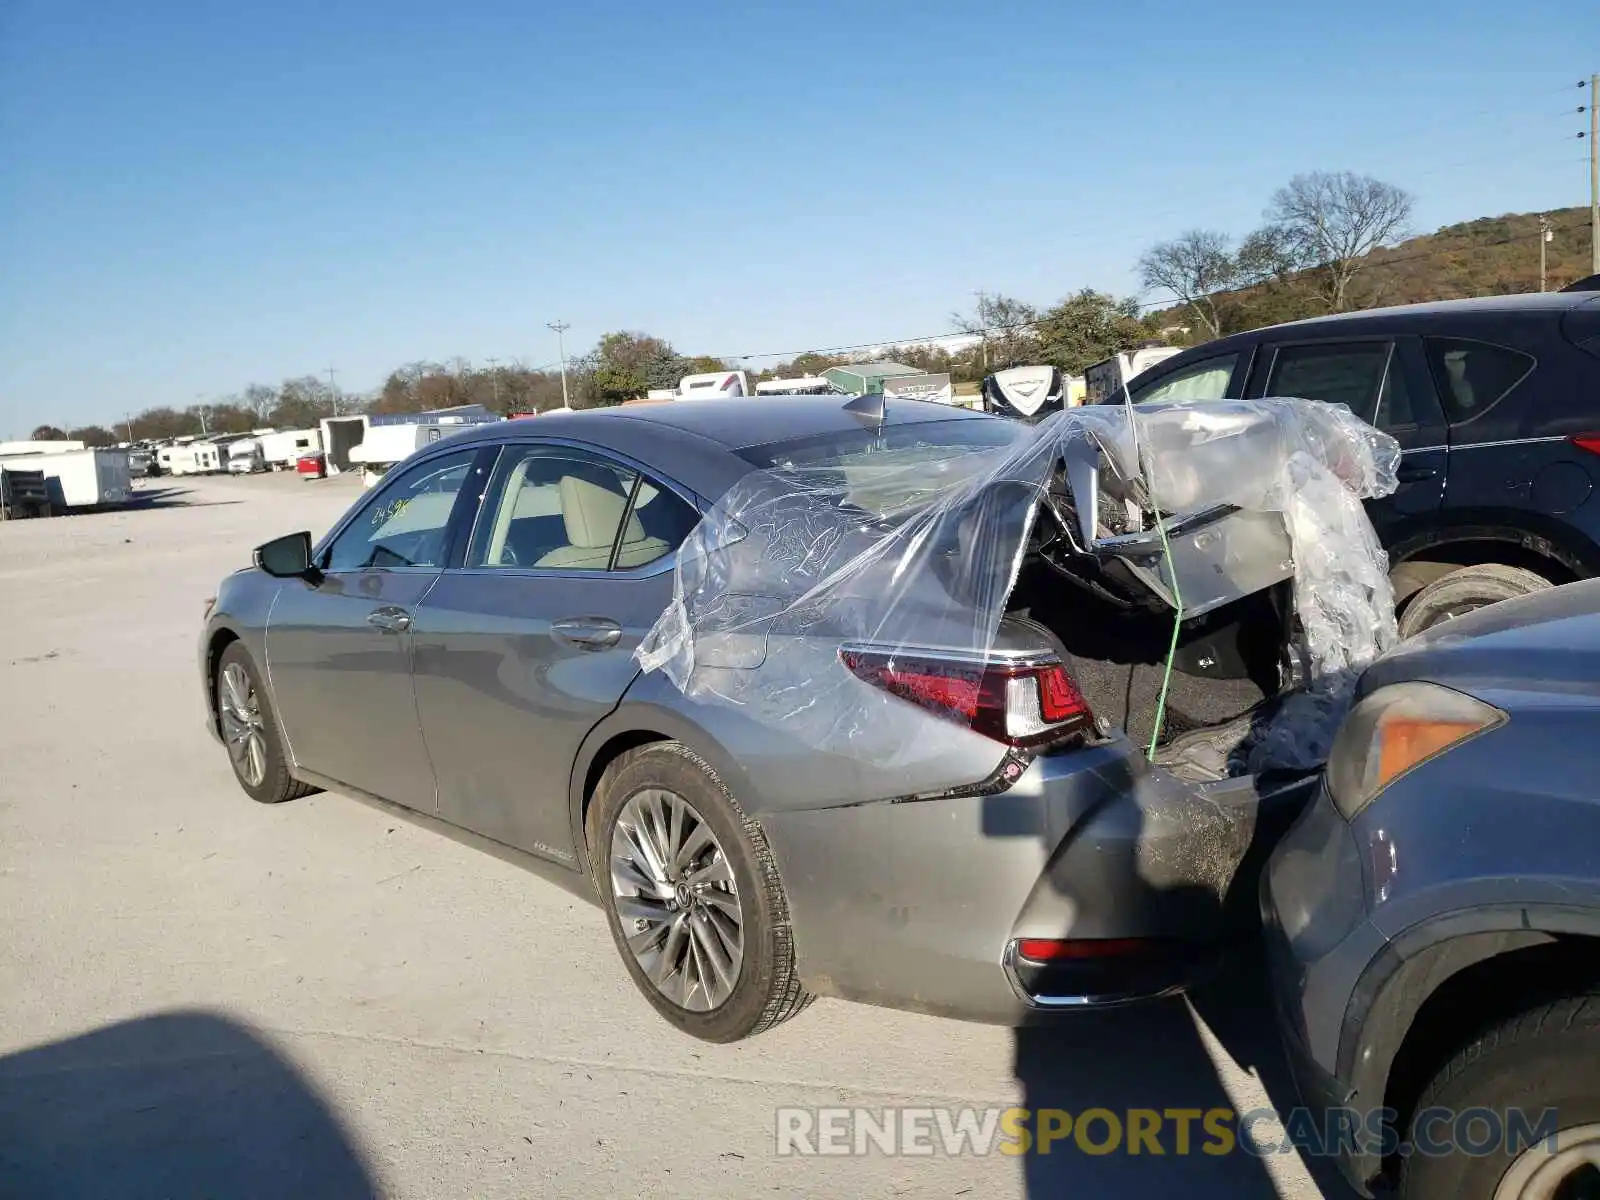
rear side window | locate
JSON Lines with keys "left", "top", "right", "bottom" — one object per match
{"left": 1265, "top": 342, "right": 1392, "bottom": 423}
{"left": 1424, "top": 338, "right": 1534, "bottom": 424}
{"left": 469, "top": 445, "right": 698, "bottom": 572}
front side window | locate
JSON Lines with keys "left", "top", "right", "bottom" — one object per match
{"left": 1130, "top": 353, "right": 1238, "bottom": 406}
{"left": 1265, "top": 342, "right": 1393, "bottom": 422}
{"left": 324, "top": 449, "right": 478, "bottom": 571}
{"left": 1424, "top": 337, "right": 1535, "bottom": 424}
{"left": 470, "top": 446, "right": 698, "bottom": 571}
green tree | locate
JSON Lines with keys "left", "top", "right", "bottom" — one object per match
{"left": 67, "top": 425, "right": 117, "bottom": 447}
{"left": 1034, "top": 290, "right": 1159, "bottom": 375}
{"left": 952, "top": 293, "right": 1041, "bottom": 373}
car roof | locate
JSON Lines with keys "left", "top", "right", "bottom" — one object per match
{"left": 447, "top": 395, "right": 995, "bottom": 452}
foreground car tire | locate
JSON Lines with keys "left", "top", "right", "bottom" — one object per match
{"left": 1398, "top": 564, "right": 1552, "bottom": 637}
{"left": 587, "top": 742, "right": 813, "bottom": 1042}
{"left": 1399, "top": 993, "right": 1600, "bottom": 1199}
{"left": 215, "top": 642, "right": 318, "bottom": 805}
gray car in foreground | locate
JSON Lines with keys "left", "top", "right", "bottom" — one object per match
{"left": 1263, "top": 579, "right": 1600, "bottom": 1198}
{"left": 201, "top": 396, "right": 1324, "bottom": 1042}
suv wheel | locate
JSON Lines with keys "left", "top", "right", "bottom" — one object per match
{"left": 1398, "top": 564, "right": 1552, "bottom": 638}
{"left": 587, "top": 742, "right": 813, "bottom": 1042}
{"left": 1399, "top": 993, "right": 1600, "bottom": 1199}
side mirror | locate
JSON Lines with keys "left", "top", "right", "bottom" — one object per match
{"left": 254, "top": 531, "right": 318, "bottom": 579}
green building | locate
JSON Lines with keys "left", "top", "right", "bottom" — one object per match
{"left": 821, "top": 362, "right": 922, "bottom": 396}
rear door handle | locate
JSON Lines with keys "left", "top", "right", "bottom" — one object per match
{"left": 367, "top": 606, "right": 412, "bottom": 633}
{"left": 1396, "top": 465, "right": 1439, "bottom": 482}
{"left": 552, "top": 617, "right": 622, "bottom": 651}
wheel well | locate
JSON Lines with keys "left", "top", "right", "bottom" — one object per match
{"left": 1391, "top": 539, "right": 1577, "bottom": 607}
{"left": 579, "top": 730, "right": 670, "bottom": 844}
{"left": 1382, "top": 936, "right": 1600, "bottom": 1153}
{"left": 205, "top": 628, "right": 241, "bottom": 729}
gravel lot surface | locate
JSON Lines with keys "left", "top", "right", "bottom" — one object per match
{"left": 0, "top": 470, "right": 1344, "bottom": 1198}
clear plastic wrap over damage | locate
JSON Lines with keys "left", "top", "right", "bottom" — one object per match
{"left": 636, "top": 398, "right": 1401, "bottom": 779}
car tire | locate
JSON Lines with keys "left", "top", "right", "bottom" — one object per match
{"left": 215, "top": 642, "right": 318, "bottom": 805}
{"left": 1398, "top": 993, "right": 1600, "bottom": 1199}
{"left": 586, "top": 741, "right": 813, "bottom": 1042}
{"left": 1397, "top": 564, "right": 1553, "bottom": 638}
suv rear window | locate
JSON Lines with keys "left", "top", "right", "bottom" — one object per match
{"left": 1424, "top": 338, "right": 1534, "bottom": 423}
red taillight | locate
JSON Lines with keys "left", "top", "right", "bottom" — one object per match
{"left": 1571, "top": 433, "right": 1600, "bottom": 456}
{"left": 838, "top": 648, "right": 1092, "bottom": 749}
{"left": 1015, "top": 937, "right": 1157, "bottom": 963}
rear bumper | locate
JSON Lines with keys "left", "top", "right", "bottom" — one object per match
{"left": 760, "top": 738, "right": 1314, "bottom": 1024}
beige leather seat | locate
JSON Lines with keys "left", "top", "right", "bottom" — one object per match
{"left": 535, "top": 475, "right": 668, "bottom": 569}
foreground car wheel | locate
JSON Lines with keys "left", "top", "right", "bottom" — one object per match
{"left": 587, "top": 742, "right": 812, "bottom": 1042}
{"left": 1398, "top": 564, "right": 1552, "bottom": 638}
{"left": 215, "top": 642, "right": 317, "bottom": 805}
{"left": 1399, "top": 993, "right": 1600, "bottom": 1199}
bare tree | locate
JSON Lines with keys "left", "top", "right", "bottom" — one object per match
{"left": 951, "top": 293, "right": 1040, "bottom": 371}
{"left": 1137, "top": 230, "right": 1239, "bottom": 339}
{"left": 1263, "top": 171, "right": 1414, "bottom": 311}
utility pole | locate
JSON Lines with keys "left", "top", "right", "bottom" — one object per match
{"left": 325, "top": 365, "right": 340, "bottom": 416}
{"left": 195, "top": 394, "right": 208, "bottom": 437}
{"left": 124, "top": 414, "right": 135, "bottom": 443}
{"left": 485, "top": 357, "right": 501, "bottom": 407}
{"left": 547, "top": 322, "right": 571, "bottom": 408}
{"left": 973, "top": 290, "right": 989, "bottom": 373}
{"left": 1589, "top": 74, "right": 1599, "bottom": 275}
{"left": 1539, "top": 214, "right": 1554, "bottom": 291}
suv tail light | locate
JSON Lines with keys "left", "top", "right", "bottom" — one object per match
{"left": 838, "top": 647, "right": 1093, "bottom": 749}
{"left": 1571, "top": 433, "right": 1600, "bottom": 456}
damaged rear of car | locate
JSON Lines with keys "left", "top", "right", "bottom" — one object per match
{"left": 627, "top": 396, "right": 1400, "bottom": 1034}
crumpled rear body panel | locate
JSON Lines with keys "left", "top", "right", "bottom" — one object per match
{"left": 637, "top": 397, "right": 1400, "bottom": 774}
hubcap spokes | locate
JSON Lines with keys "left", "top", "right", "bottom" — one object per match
{"left": 1495, "top": 1122, "right": 1600, "bottom": 1200}
{"left": 609, "top": 788, "right": 743, "bottom": 1012}
{"left": 219, "top": 662, "right": 268, "bottom": 787}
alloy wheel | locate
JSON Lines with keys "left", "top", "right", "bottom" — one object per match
{"left": 608, "top": 787, "right": 744, "bottom": 1012}
{"left": 219, "top": 662, "right": 268, "bottom": 788}
{"left": 1495, "top": 1122, "right": 1600, "bottom": 1200}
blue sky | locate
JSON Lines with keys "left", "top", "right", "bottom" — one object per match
{"left": 1, "top": 0, "right": 1594, "bottom": 432}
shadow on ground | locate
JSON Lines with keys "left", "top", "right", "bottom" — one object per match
{"left": 0, "top": 1010, "right": 378, "bottom": 1200}
{"left": 125, "top": 485, "right": 243, "bottom": 510}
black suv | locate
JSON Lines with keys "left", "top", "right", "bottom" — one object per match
{"left": 1113, "top": 292, "right": 1600, "bottom": 634}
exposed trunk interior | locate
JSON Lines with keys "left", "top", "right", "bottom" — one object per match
{"left": 1003, "top": 468, "right": 1302, "bottom": 781}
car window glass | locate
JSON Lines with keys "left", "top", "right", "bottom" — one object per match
{"left": 1130, "top": 354, "right": 1237, "bottom": 406}
{"left": 1265, "top": 342, "right": 1392, "bottom": 422}
{"left": 473, "top": 447, "right": 653, "bottom": 570}
{"left": 1374, "top": 356, "right": 1415, "bottom": 429}
{"left": 1424, "top": 337, "right": 1535, "bottom": 424}
{"left": 614, "top": 480, "right": 700, "bottom": 568}
{"left": 324, "top": 449, "right": 477, "bottom": 571}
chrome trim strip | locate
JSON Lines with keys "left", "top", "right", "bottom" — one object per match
{"left": 1449, "top": 434, "right": 1573, "bottom": 451}
{"left": 1000, "top": 941, "right": 1188, "bottom": 1010}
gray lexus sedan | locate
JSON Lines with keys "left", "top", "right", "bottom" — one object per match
{"left": 200, "top": 396, "right": 1317, "bottom": 1042}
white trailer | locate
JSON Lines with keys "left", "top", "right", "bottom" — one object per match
{"left": 158, "top": 442, "right": 224, "bottom": 476}
{"left": 1083, "top": 346, "right": 1184, "bottom": 404}
{"left": 0, "top": 447, "right": 132, "bottom": 508}
{"left": 258, "top": 428, "right": 322, "bottom": 470}
{"left": 754, "top": 376, "right": 836, "bottom": 395}
{"left": 678, "top": 370, "right": 750, "bottom": 399}
{"left": 349, "top": 423, "right": 452, "bottom": 489}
